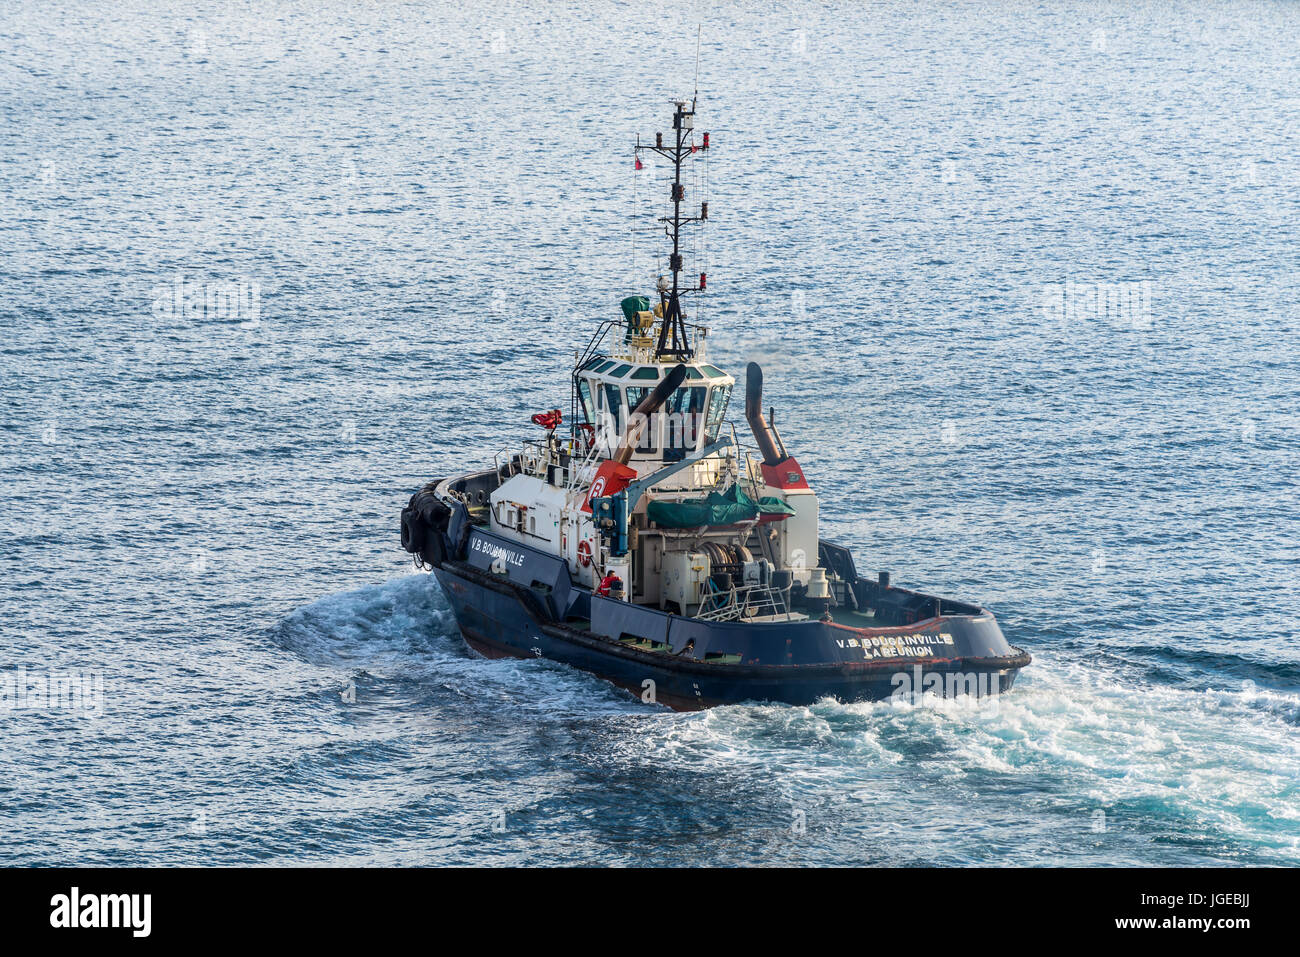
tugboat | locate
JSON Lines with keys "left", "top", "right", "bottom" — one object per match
{"left": 401, "top": 97, "right": 1029, "bottom": 709}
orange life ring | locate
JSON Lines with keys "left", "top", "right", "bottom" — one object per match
{"left": 577, "top": 540, "right": 593, "bottom": 567}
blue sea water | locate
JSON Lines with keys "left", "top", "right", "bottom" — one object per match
{"left": 2, "top": 0, "right": 1298, "bottom": 865}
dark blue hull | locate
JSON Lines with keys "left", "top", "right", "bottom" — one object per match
{"left": 430, "top": 527, "right": 1029, "bottom": 710}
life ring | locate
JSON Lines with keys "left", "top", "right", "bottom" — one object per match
{"left": 577, "top": 540, "right": 593, "bottom": 567}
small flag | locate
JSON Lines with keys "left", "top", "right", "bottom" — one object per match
{"left": 635, "top": 156, "right": 643, "bottom": 171}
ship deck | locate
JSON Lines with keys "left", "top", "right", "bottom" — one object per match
{"left": 823, "top": 608, "right": 885, "bottom": 629}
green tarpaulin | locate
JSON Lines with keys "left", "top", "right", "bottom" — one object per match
{"left": 646, "top": 483, "right": 796, "bottom": 529}
{"left": 620, "top": 295, "right": 650, "bottom": 326}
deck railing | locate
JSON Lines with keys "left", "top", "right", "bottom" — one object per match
{"left": 695, "top": 580, "right": 791, "bottom": 622}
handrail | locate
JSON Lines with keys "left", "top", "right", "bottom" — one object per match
{"left": 491, "top": 448, "right": 514, "bottom": 487}
{"left": 695, "top": 579, "right": 792, "bottom": 622}
{"left": 569, "top": 318, "right": 622, "bottom": 441}
{"left": 565, "top": 440, "right": 605, "bottom": 495}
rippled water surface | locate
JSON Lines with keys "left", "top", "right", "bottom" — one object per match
{"left": 2, "top": 1, "right": 1298, "bottom": 865}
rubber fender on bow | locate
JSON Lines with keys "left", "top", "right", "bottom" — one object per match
{"left": 400, "top": 506, "right": 426, "bottom": 553}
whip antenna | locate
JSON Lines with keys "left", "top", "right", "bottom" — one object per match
{"left": 693, "top": 25, "right": 701, "bottom": 106}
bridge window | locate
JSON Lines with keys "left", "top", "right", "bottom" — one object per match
{"left": 664, "top": 386, "right": 707, "bottom": 460}
{"left": 705, "top": 384, "right": 732, "bottom": 441}
{"left": 666, "top": 385, "right": 708, "bottom": 417}
{"left": 626, "top": 387, "right": 659, "bottom": 452}
{"left": 602, "top": 383, "right": 624, "bottom": 430}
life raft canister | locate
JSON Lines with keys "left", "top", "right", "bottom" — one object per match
{"left": 577, "top": 540, "right": 593, "bottom": 567}
{"left": 531, "top": 409, "right": 563, "bottom": 431}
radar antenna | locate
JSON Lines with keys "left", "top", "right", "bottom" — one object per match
{"left": 636, "top": 98, "right": 709, "bottom": 360}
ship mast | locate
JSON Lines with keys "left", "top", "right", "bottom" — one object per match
{"left": 637, "top": 98, "right": 709, "bottom": 360}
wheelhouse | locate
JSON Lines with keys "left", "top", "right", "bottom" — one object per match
{"left": 576, "top": 358, "right": 734, "bottom": 461}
